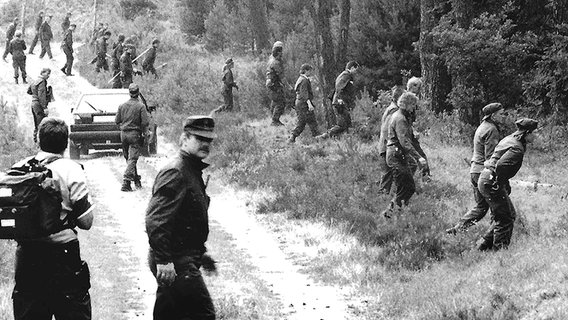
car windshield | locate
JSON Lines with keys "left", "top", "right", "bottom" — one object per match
{"left": 75, "top": 93, "right": 131, "bottom": 114}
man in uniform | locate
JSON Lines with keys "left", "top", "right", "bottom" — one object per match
{"left": 215, "top": 58, "right": 238, "bottom": 112}
{"left": 9, "top": 30, "right": 27, "bottom": 84}
{"left": 120, "top": 45, "right": 135, "bottom": 88}
{"left": 377, "top": 85, "right": 405, "bottom": 194}
{"left": 60, "top": 24, "right": 76, "bottom": 76}
{"left": 266, "top": 41, "right": 291, "bottom": 126}
{"left": 405, "top": 76, "right": 430, "bottom": 178}
{"left": 142, "top": 38, "right": 160, "bottom": 78}
{"left": 446, "top": 103, "right": 505, "bottom": 234}
{"left": 95, "top": 31, "right": 111, "bottom": 73}
{"left": 30, "top": 68, "right": 52, "bottom": 143}
{"left": 146, "top": 115, "right": 217, "bottom": 320}
{"left": 12, "top": 117, "right": 94, "bottom": 320}
{"left": 125, "top": 35, "right": 138, "bottom": 65}
{"left": 39, "top": 15, "right": 54, "bottom": 60}
{"left": 382, "top": 91, "right": 427, "bottom": 218}
{"left": 61, "top": 12, "right": 71, "bottom": 35}
{"left": 111, "top": 34, "right": 125, "bottom": 88}
{"left": 316, "top": 61, "right": 360, "bottom": 139}
{"left": 115, "top": 83, "right": 149, "bottom": 192}
{"left": 476, "top": 118, "right": 538, "bottom": 251}
{"left": 288, "top": 63, "right": 319, "bottom": 143}
{"left": 28, "top": 11, "right": 44, "bottom": 55}
{"left": 3, "top": 17, "right": 18, "bottom": 62}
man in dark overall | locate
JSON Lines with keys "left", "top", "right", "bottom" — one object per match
{"left": 446, "top": 103, "right": 505, "bottom": 234}
{"left": 12, "top": 117, "right": 94, "bottom": 320}
{"left": 29, "top": 11, "right": 44, "bottom": 55}
{"left": 215, "top": 58, "right": 238, "bottom": 112}
{"left": 3, "top": 17, "right": 18, "bottom": 62}
{"left": 115, "top": 83, "right": 149, "bottom": 192}
{"left": 95, "top": 31, "right": 111, "bottom": 73}
{"left": 316, "top": 61, "right": 360, "bottom": 139}
{"left": 60, "top": 24, "right": 76, "bottom": 76}
{"left": 476, "top": 118, "right": 538, "bottom": 251}
{"left": 9, "top": 30, "right": 27, "bottom": 84}
{"left": 30, "top": 68, "right": 52, "bottom": 143}
{"left": 288, "top": 63, "right": 319, "bottom": 143}
{"left": 111, "top": 34, "right": 125, "bottom": 88}
{"left": 125, "top": 35, "right": 138, "bottom": 65}
{"left": 266, "top": 41, "right": 291, "bottom": 126}
{"left": 382, "top": 92, "right": 427, "bottom": 218}
{"left": 377, "top": 85, "right": 405, "bottom": 194}
{"left": 39, "top": 15, "right": 54, "bottom": 60}
{"left": 142, "top": 38, "right": 160, "bottom": 78}
{"left": 61, "top": 12, "right": 71, "bottom": 35}
{"left": 146, "top": 115, "right": 217, "bottom": 320}
{"left": 120, "top": 45, "right": 134, "bottom": 88}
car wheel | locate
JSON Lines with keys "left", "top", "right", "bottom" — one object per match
{"left": 69, "top": 141, "right": 80, "bottom": 159}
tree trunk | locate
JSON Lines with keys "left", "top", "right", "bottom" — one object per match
{"left": 249, "top": 0, "right": 270, "bottom": 53}
{"left": 21, "top": 0, "right": 27, "bottom": 36}
{"left": 419, "top": 0, "right": 452, "bottom": 114}
{"left": 336, "top": 0, "right": 350, "bottom": 70}
{"left": 552, "top": 0, "right": 568, "bottom": 23}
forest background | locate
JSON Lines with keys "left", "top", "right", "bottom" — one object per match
{"left": 1, "top": 0, "right": 568, "bottom": 319}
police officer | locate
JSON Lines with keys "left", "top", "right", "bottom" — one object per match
{"left": 316, "top": 61, "right": 360, "bottom": 139}
{"left": 30, "top": 68, "right": 52, "bottom": 143}
{"left": 28, "top": 11, "right": 44, "bottom": 54}
{"left": 111, "top": 34, "right": 125, "bottom": 88}
{"left": 266, "top": 41, "right": 291, "bottom": 126}
{"left": 382, "top": 91, "right": 427, "bottom": 218}
{"left": 142, "top": 38, "right": 160, "bottom": 78}
{"left": 476, "top": 118, "right": 538, "bottom": 251}
{"left": 2, "top": 17, "right": 18, "bottom": 62}
{"left": 60, "top": 24, "right": 76, "bottom": 76}
{"left": 115, "top": 83, "right": 149, "bottom": 191}
{"left": 120, "top": 44, "right": 135, "bottom": 88}
{"left": 447, "top": 103, "right": 505, "bottom": 234}
{"left": 95, "top": 31, "right": 111, "bottom": 72}
{"left": 9, "top": 30, "right": 27, "bottom": 84}
{"left": 146, "top": 115, "right": 217, "bottom": 320}
{"left": 39, "top": 15, "right": 54, "bottom": 59}
{"left": 288, "top": 63, "right": 319, "bottom": 143}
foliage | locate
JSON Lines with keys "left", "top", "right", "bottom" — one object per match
{"left": 177, "top": 0, "right": 212, "bottom": 41}
{"left": 0, "top": 0, "right": 19, "bottom": 24}
{"left": 119, "top": 0, "right": 158, "bottom": 20}
{"left": 204, "top": 0, "right": 230, "bottom": 52}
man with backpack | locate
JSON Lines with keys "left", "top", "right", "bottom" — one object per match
{"left": 11, "top": 117, "right": 94, "bottom": 320}
{"left": 9, "top": 30, "right": 27, "bottom": 84}
{"left": 30, "top": 68, "right": 52, "bottom": 143}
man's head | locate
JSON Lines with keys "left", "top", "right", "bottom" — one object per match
{"left": 225, "top": 58, "right": 233, "bottom": 68}
{"left": 406, "top": 77, "right": 422, "bottom": 95}
{"left": 118, "top": 34, "right": 125, "bottom": 42}
{"left": 40, "top": 68, "right": 51, "bottom": 80}
{"left": 38, "top": 117, "right": 68, "bottom": 154}
{"left": 126, "top": 44, "right": 134, "bottom": 54}
{"left": 482, "top": 102, "right": 504, "bottom": 122}
{"left": 272, "top": 41, "right": 283, "bottom": 58}
{"left": 152, "top": 38, "right": 160, "bottom": 48}
{"left": 69, "top": 24, "right": 76, "bottom": 31}
{"left": 46, "top": 15, "right": 52, "bottom": 22}
{"left": 346, "top": 61, "right": 360, "bottom": 73}
{"left": 514, "top": 118, "right": 538, "bottom": 143}
{"left": 180, "top": 116, "right": 216, "bottom": 159}
{"left": 128, "top": 83, "right": 139, "bottom": 98}
{"left": 66, "top": 11, "right": 72, "bottom": 17}
{"left": 103, "top": 30, "right": 111, "bottom": 39}
{"left": 13, "top": 17, "right": 18, "bottom": 24}
{"left": 300, "top": 63, "right": 313, "bottom": 77}
{"left": 39, "top": 11, "right": 44, "bottom": 17}
{"left": 397, "top": 92, "right": 419, "bottom": 113}
{"left": 15, "top": 30, "right": 22, "bottom": 38}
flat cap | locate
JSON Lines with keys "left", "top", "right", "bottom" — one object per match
{"left": 225, "top": 58, "right": 233, "bottom": 65}
{"left": 515, "top": 118, "right": 538, "bottom": 132}
{"left": 482, "top": 102, "right": 503, "bottom": 120}
{"left": 128, "top": 83, "right": 139, "bottom": 94}
{"left": 183, "top": 116, "right": 216, "bottom": 139}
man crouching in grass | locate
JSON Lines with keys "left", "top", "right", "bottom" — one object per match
{"left": 146, "top": 115, "right": 218, "bottom": 320}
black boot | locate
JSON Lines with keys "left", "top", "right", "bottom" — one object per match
{"left": 121, "top": 180, "right": 133, "bottom": 192}
{"left": 134, "top": 175, "right": 142, "bottom": 189}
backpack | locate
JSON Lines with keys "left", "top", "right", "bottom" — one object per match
{"left": 0, "top": 157, "right": 71, "bottom": 240}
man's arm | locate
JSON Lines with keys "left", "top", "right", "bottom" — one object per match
{"left": 483, "top": 127, "right": 500, "bottom": 161}
{"left": 38, "top": 80, "right": 48, "bottom": 108}
{"left": 68, "top": 164, "right": 95, "bottom": 230}
{"left": 395, "top": 118, "right": 422, "bottom": 161}
{"left": 140, "top": 104, "right": 150, "bottom": 132}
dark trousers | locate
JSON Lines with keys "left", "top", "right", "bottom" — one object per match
{"left": 221, "top": 88, "right": 234, "bottom": 111}
{"left": 39, "top": 40, "right": 52, "bottom": 59}
{"left": 478, "top": 171, "right": 516, "bottom": 250}
{"left": 291, "top": 100, "right": 319, "bottom": 137}
{"left": 143, "top": 64, "right": 158, "bottom": 78}
{"left": 121, "top": 73, "right": 133, "bottom": 88}
{"left": 62, "top": 47, "right": 74, "bottom": 75}
{"left": 121, "top": 130, "right": 142, "bottom": 181}
{"left": 328, "top": 103, "right": 352, "bottom": 137}
{"left": 269, "top": 86, "right": 285, "bottom": 122}
{"left": 454, "top": 172, "right": 490, "bottom": 229}
{"left": 31, "top": 103, "right": 47, "bottom": 143}
{"left": 29, "top": 33, "right": 39, "bottom": 53}
{"left": 378, "top": 152, "right": 394, "bottom": 194}
{"left": 148, "top": 251, "right": 215, "bottom": 320}
{"left": 3, "top": 39, "right": 11, "bottom": 59}
{"left": 386, "top": 147, "right": 415, "bottom": 207}
{"left": 95, "top": 55, "right": 108, "bottom": 72}
{"left": 13, "top": 57, "right": 27, "bottom": 80}
{"left": 13, "top": 240, "right": 91, "bottom": 320}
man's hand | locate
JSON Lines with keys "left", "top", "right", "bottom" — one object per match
{"left": 156, "top": 263, "right": 176, "bottom": 286}
{"left": 418, "top": 157, "right": 427, "bottom": 167}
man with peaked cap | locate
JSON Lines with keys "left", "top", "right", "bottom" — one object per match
{"left": 60, "top": 24, "right": 76, "bottom": 76}
{"left": 95, "top": 30, "right": 111, "bottom": 73}
{"left": 115, "top": 83, "right": 149, "bottom": 191}
{"left": 9, "top": 30, "right": 27, "bottom": 84}
{"left": 120, "top": 44, "right": 135, "bottom": 88}
{"left": 476, "top": 118, "right": 538, "bottom": 251}
{"left": 111, "top": 34, "right": 126, "bottom": 88}
{"left": 447, "top": 102, "right": 506, "bottom": 234}
{"left": 216, "top": 58, "right": 238, "bottom": 112}
{"left": 142, "top": 38, "right": 160, "bottom": 78}
{"left": 146, "top": 115, "right": 217, "bottom": 320}
{"left": 266, "top": 40, "right": 291, "bottom": 126}
{"left": 29, "top": 11, "right": 44, "bottom": 54}
{"left": 3, "top": 17, "right": 18, "bottom": 61}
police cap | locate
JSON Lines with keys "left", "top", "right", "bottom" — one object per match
{"left": 482, "top": 102, "right": 503, "bottom": 120}
{"left": 183, "top": 116, "right": 216, "bottom": 139}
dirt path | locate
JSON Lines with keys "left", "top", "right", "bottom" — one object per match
{"left": 2, "top": 42, "right": 355, "bottom": 319}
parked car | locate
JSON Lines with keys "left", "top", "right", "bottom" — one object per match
{"left": 69, "top": 89, "right": 158, "bottom": 159}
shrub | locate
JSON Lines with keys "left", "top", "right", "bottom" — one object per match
{"left": 119, "top": 0, "right": 158, "bottom": 20}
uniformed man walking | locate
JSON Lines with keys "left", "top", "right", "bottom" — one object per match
{"left": 215, "top": 58, "right": 238, "bottom": 112}
{"left": 382, "top": 91, "right": 427, "bottom": 218}
{"left": 28, "top": 11, "right": 44, "bottom": 55}
{"left": 476, "top": 118, "right": 538, "bottom": 251}
{"left": 316, "top": 61, "right": 360, "bottom": 139}
{"left": 2, "top": 17, "right": 18, "bottom": 62}
{"left": 60, "top": 24, "right": 76, "bottom": 76}
{"left": 146, "top": 115, "right": 217, "bottom": 320}
{"left": 447, "top": 103, "right": 505, "bottom": 234}
{"left": 120, "top": 45, "right": 135, "bottom": 88}
{"left": 39, "top": 15, "right": 54, "bottom": 59}
{"left": 115, "top": 83, "right": 149, "bottom": 192}
{"left": 266, "top": 41, "right": 291, "bottom": 126}
{"left": 9, "top": 30, "right": 27, "bottom": 84}
{"left": 142, "top": 38, "right": 160, "bottom": 78}
{"left": 95, "top": 31, "right": 111, "bottom": 72}
{"left": 111, "top": 34, "right": 125, "bottom": 88}
{"left": 288, "top": 63, "right": 319, "bottom": 143}
{"left": 30, "top": 68, "right": 52, "bottom": 143}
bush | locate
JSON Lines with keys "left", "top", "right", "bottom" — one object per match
{"left": 119, "top": 0, "right": 158, "bottom": 20}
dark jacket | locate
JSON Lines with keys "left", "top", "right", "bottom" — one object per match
{"left": 61, "top": 17, "right": 70, "bottom": 32}
{"left": 265, "top": 55, "right": 284, "bottom": 89}
{"left": 39, "top": 21, "right": 53, "bottom": 41}
{"left": 378, "top": 102, "right": 399, "bottom": 155}
{"left": 146, "top": 151, "right": 211, "bottom": 263}
{"left": 115, "top": 97, "right": 149, "bottom": 132}
{"left": 6, "top": 22, "right": 17, "bottom": 40}
{"left": 61, "top": 30, "right": 73, "bottom": 52}
{"left": 119, "top": 51, "right": 133, "bottom": 75}
{"left": 31, "top": 78, "right": 49, "bottom": 108}
{"left": 9, "top": 38, "right": 26, "bottom": 60}
{"left": 96, "top": 37, "right": 108, "bottom": 57}
{"left": 484, "top": 133, "right": 526, "bottom": 184}
{"left": 470, "top": 119, "right": 500, "bottom": 174}
{"left": 111, "top": 41, "right": 124, "bottom": 68}
{"left": 222, "top": 67, "right": 236, "bottom": 92}
{"left": 142, "top": 47, "right": 156, "bottom": 68}
{"left": 386, "top": 109, "right": 422, "bottom": 161}
{"left": 294, "top": 74, "right": 313, "bottom": 102}
{"left": 34, "top": 16, "right": 43, "bottom": 32}
{"left": 332, "top": 70, "right": 356, "bottom": 107}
